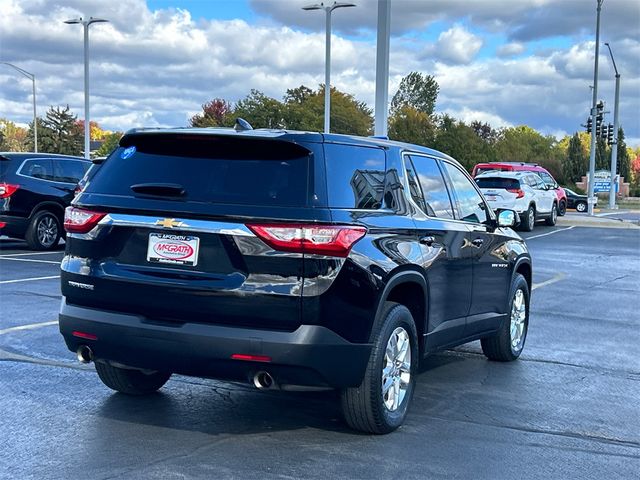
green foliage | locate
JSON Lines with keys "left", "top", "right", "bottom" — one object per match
{"left": 28, "top": 106, "right": 83, "bottom": 155}
{"left": 564, "top": 133, "right": 587, "bottom": 183}
{"left": 0, "top": 118, "right": 28, "bottom": 152}
{"left": 95, "top": 131, "right": 123, "bottom": 157}
{"left": 595, "top": 138, "right": 609, "bottom": 171}
{"left": 616, "top": 127, "right": 630, "bottom": 182}
{"left": 233, "top": 89, "right": 285, "bottom": 129}
{"left": 390, "top": 72, "right": 439, "bottom": 115}
{"left": 388, "top": 105, "right": 435, "bottom": 146}
{"left": 433, "top": 115, "right": 496, "bottom": 172}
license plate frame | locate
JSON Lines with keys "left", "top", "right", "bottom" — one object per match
{"left": 146, "top": 233, "right": 200, "bottom": 267}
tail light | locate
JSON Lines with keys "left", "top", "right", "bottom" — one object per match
{"left": 64, "top": 207, "right": 106, "bottom": 233}
{"left": 507, "top": 188, "right": 525, "bottom": 199}
{"left": 246, "top": 224, "right": 367, "bottom": 258}
{"left": 0, "top": 183, "right": 19, "bottom": 198}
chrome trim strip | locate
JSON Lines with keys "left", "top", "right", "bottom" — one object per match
{"left": 98, "top": 213, "right": 255, "bottom": 237}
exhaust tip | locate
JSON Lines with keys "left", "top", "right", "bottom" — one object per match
{"left": 253, "top": 371, "right": 274, "bottom": 390}
{"left": 76, "top": 345, "right": 93, "bottom": 364}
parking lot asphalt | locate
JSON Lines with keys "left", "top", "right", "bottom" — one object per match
{"left": 0, "top": 225, "right": 639, "bottom": 480}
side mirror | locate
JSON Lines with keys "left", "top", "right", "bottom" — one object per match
{"left": 497, "top": 209, "right": 517, "bottom": 228}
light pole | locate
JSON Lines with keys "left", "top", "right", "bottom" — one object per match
{"left": 303, "top": 2, "right": 356, "bottom": 134}
{"left": 64, "top": 16, "right": 108, "bottom": 159}
{"left": 587, "top": 0, "right": 604, "bottom": 215}
{"left": 2, "top": 62, "right": 37, "bottom": 152}
{"left": 604, "top": 42, "right": 620, "bottom": 210}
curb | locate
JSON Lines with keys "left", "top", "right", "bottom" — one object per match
{"left": 557, "top": 216, "right": 640, "bottom": 229}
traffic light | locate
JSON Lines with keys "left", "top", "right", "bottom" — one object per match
{"left": 586, "top": 117, "right": 593, "bottom": 133}
{"left": 607, "top": 123, "right": 614, "bottom": 145}
{"left": 599, "top": 123, "right": 607, "bottom": 140}
{"left": 595, "top": 111, "right": 603, "bottom": 137}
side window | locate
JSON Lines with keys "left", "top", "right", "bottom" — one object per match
{"left": 409, "top": 155, "right": 455, "bottom": 219}
{"left": 523, "top": 175, "right": 535, "bottom": 188}
{"left": 404, "top": 160, "right": 428, "bottom": 214}
{"left": 324, "top": 144, "right": 386, "bottom": 209}
{"left": 441, "top": 162, "right": 488, "bottom": 224}
{"left": 533, "top": 175, "right": 546, "bottom": 189}
{"left": 20, "top": 159, "right": 55, "bottom": 181}
{"left": 538, "top": 171, "right": 555, "bottom": 186}
{"left": 53, "top": 160, "right": 89, "bottom": 183}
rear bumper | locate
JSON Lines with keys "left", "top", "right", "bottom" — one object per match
{"left": 59, "top": 299, "right": 372, "bottom": 388}
{"left": 0, "top": 214, "right": 29, "bottom": 238}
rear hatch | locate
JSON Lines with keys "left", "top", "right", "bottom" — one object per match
{"left": 62, "top": 132, "right": 323, "bottom": 331}
{"left": 476, "top": 177, "right": 523, "bottom": 209}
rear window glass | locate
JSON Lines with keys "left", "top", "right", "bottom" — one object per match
{"left": 87, "top": 135, "right": 312, "bottom": 207}
{"left": 475, "top": 177, "right": 520, "bottom": 190}
{"left": 324, "top": 143, "right": 386, "bottom": 209}
{"left": 19, "top": 159, "right": 56, "bottom": 181}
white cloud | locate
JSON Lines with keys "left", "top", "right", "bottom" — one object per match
{"left": 433, "top": 24, "right": 483, "bottom": 65}
{"left": 497, "top": 42, "right": 525, "bottom": 58}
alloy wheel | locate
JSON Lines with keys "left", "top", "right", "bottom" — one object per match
{"left": 510, "top": 289, "right": 527, "bottom": 352}
{"left": 381, "top": 327, "right": 411, "bottom": 412}
{"left": 37, "top": 215, "right": 58, "bottom": 248}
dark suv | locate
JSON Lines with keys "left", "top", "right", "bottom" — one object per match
{"left": 59, "top": 127, "right": 532, "bottom": 434}
{"left": 1, "top": 152, "right": 90, "bottom": 249}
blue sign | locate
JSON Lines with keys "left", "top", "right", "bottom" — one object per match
{"left": 121, "top": 146, "right": 136, "bottom": 159}
{"left": 594, "top": 181, "right": 611, "bottom": 193}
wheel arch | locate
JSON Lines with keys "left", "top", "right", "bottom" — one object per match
{"left": 29, "top": 201, "right": 65, "bottom": 221}
{"left": 513, "top": 258, "right": 532, "bottom": 293}
{"left": 372, "top": 270, "right": 428, "bottom": 355}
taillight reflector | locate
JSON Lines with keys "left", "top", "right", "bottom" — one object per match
{"left": 0, "top": 222, "right": 6, "bottom": 228}
{"left": 72, "top": 331, "right": 98, "bottom": 340}
{"left": 231, "top": 354, "right": 272, "bottom": 363}
{"left": 64, "top": 207, "right": 106, "bottom": 234}
{"left": 507, "top": 188, "right": 525, "bottom": 199}
{"left": 0, "top": 183, "right": 19, "bottom": 198}
{"left": 246, "top": 224, "right": 366, "bottom": 258}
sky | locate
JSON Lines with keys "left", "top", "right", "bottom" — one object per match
{"left": 1, "top": 0, "right": 639, "bottom": 147}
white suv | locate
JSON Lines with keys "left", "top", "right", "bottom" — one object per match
{"left": 475, "top": 171, "right": 558, "bottom": 231}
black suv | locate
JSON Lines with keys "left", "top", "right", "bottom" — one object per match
{"left": 0, "top": 152, "right": 90, "bottom": 249}
{"left": 59, "top": 127, "right": 532, "bottom": 433}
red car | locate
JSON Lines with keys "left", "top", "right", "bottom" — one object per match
{"left": 472, "top": 162, "right": 567, "bottom": 216}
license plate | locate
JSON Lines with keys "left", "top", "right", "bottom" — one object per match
{"left": 147, "top": 233, "right": 199, "bottom": 266}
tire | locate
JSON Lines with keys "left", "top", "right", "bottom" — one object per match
{"left": 25, "top": 210, "right": 61, "bottom": 250}
{"left": 545, "top": 203, "right": 558, "bottom": 226}
{"left": 481, "top": 274, "right": 529, "bottom": 362}
{"left": 576, "top": 201, "right": 587, "bottom": 213}
{"left": 520, "top": 205, "right": 535, "bottom": 232}
{"left": 341, "top": 302, "right": 418, "bottom": 434}
{"left": 558, "top": 200, "right": 567, "bottom": 216}
{"left": 95, "top": 361, "right": 171, "bottom": 395}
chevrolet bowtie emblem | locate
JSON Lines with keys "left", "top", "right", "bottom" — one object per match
{"left": 155, "top": 218, "right": 184, "bottom": 228}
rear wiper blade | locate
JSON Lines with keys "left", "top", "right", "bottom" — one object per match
{"left": 130, "top": 183, "right": 185, "bottom": 197}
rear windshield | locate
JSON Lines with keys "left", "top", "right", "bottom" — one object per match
{"left": 475, "top": 177, "right": 520, "bottom": 190}
{"left": 475, "top": 167, "right": 510, "bottom": 175}
{"left": 86, "top": 134, "right": 312, "bottom": 207}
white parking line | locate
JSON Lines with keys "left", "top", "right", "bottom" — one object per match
{"left": 0, "top": 257, "right": 61, "bottom": 264}
{"left": 0, "top": 275, "right": 60, "bottom": 284}
{"left": 532, "top": 272, "right": 566, "bottom": 291}
{"left": 526, "top": 226, "right": 575, "bottom": 240}
{"left": 0, "top": 251, "right": 64, "bottom": 257}
{"left": 0, "top": 320, "right": 58, "bottom": 335}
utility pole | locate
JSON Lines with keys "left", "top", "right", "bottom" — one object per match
{"left": 65, "top": 16, "right": 109, "bottom": 159}
{"left": 374, "top": 0, "right": 391, "bottom": 137}
{"left": 587, "top": 0, "right": 604, "bottom": 215}
{"left": 1, "top": 63, "right": 37, "bottom": 152}
{"left": 605, "top": 42, "right": 620, "bottom": 210}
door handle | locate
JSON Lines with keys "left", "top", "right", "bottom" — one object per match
{"left": 419, "top": 236, "right": 436, "bottom": 246}
{"left": 472, "top": 238, "right": 484, "bottom": 247}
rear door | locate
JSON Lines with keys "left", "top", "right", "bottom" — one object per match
{"left": 529, "top": 174, "right": 554, "bottom": 213}
{"left": 405, "top": 154, "right": 471, "bottom": 349}
{"left": 63, "top": 133, "right": 319, "bottom": 331}
{"left": 440, "top": 160, "right": 510, "bottom": 334}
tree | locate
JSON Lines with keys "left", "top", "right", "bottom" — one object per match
{"left": 390, "top": 72, "right": 439, "bottom": 116}
{"left": 616, "top": 127, "right": 630, "bottom": 183}
{"left": 75, "top": 120, "right": 108, "bottom": 141}
{"left": 564, "top": 133, "right": 587, "bottom": 183}
{"left": 95, "top": 131, "right": 123, "bottom": 157}
{"left": 470, "top": 121, "right": 498, "bottom": 144}
{"left": 595, "top": 137, "right": 609, "bottom": 171}
{"left": 34, "top": 105, "right": 83, "bottom": 155}
{"left": 189, "top": 98, "right": 233, "bottom": 127}
{"left": 433, "top": 115, "right": 496, "bottom": 172}
{"left": 0, "top": 119, "right": 28, "bottom": 152}
{"left": 388, "top": 105, "right": 435, "bottom": 146}
{"left": 233, "top": 90, "right": 285, "bottom": 129}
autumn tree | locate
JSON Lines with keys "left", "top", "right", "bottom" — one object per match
{"left": 388, "top": 105, "right": 435, "bottom": 146}
{"left": 95, "top": 131, "right": 123, "bottom": 157}
{"left": 0, "top": 119, "right": 28, "bottom": 152}
{"left": 390, "top": 72, "right": 439, "bottom": 115}
{"left": 189, "top": 98, "right": 233, "bottom": 127}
